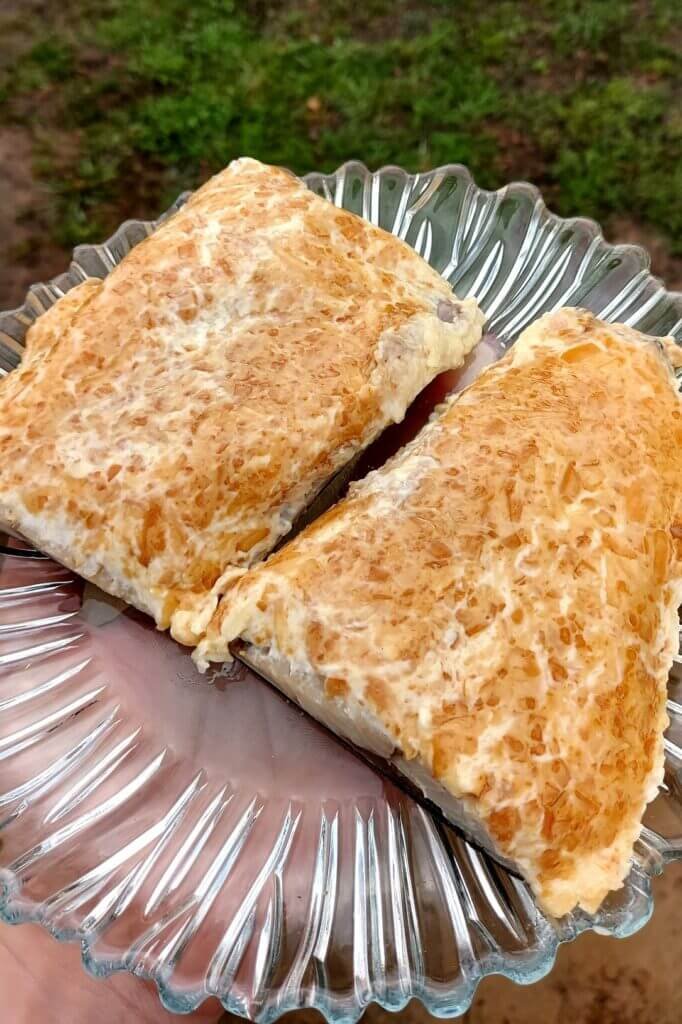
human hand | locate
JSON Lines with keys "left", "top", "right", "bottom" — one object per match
{"left": 0, "top": 921, "right": 225, "bottom": 1024}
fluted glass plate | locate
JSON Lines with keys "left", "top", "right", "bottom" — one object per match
{"left": 0, "top": 163, "right": 681, "bottom": 1022}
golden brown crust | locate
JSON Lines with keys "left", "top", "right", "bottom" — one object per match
{"left": 199, "top": 308, "right": 682, "bottom": 916}
{"left": 0, "top": 157, "right": 482, "bottom": 643}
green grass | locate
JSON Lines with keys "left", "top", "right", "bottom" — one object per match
{"left": 1, "top": 0, "right": 680, "bottom": 252}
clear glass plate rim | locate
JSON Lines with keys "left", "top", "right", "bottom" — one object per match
{"left": 2, "top": 160, "right": 680, "bottom": 330}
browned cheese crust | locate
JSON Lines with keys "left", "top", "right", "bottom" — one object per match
{"left": 0, "top": 157, "right": 482, "bottom": 644}
{"left": 198, "top": 309, "right": 682, "bottom": 916}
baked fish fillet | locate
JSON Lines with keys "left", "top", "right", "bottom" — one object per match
{"left": 197, "top": 308, "right": 682, "bottom": 917}
{"left": 0, "top": 157, "right": 483, "bottom": 646}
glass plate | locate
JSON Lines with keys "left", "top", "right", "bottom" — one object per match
{"left": 0, "top": 163, "right": 681, "bottom": 1023}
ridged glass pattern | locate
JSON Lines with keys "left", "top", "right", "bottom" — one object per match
{"left": 0, "top": 163, "right": 680, "bottom": 1021}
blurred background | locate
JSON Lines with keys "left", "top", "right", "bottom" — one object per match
{"left": 1, "top": 0, "right": 681, "bottom": 309}
{"left": 0, "top": 2, "right": 680, "bottom": 1022}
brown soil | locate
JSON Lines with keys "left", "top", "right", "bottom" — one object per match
{"left": 608, "top": 217, "right": 682, "bottom": 292}
{"left": 0, "top": 124, "right": 67, "bottom": 310}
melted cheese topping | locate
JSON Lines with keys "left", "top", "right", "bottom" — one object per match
{"left": 198, "top": 308, "right": 682, "bottom": 917}
{"left": 0, "top": 157, "right": 483, "bottom": 644}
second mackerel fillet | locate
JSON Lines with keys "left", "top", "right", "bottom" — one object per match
{"left": 196, "top": 308, "right": 682, "bottom": 917}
